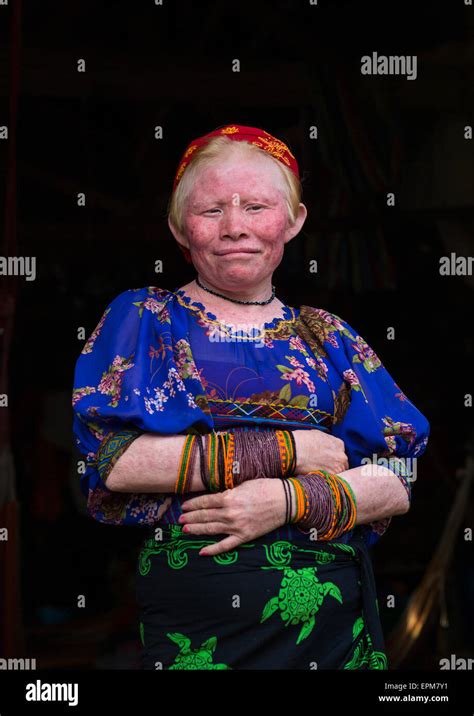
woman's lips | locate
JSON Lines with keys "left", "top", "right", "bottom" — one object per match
{"left": 216, "top": 249, "right": 260, "bottom": 256}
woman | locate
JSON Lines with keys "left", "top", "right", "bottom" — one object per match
{"left": 72, "top": 124, "right": 429, "bottom": 670}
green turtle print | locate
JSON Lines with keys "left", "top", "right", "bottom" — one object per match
{"left": 343, "top": 617, "right": 387, "bottom": 669}
{"left": 167, "top": 632, "right": 231, "bottom": 670}
{"left": 260, "top": 566, "right": 343, "bottom": 645}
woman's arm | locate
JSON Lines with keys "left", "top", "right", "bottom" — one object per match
{"left": 338, "top": 463, "right": 410, "bottom": 523}
{"left": 178, "top": 464, "right": 409, "bottom": 556}
{"left": 105, "top": 433, "right": 204, "bottom": 492}
{"left": 105, "top": 426, "right": 348, "bottom": 494}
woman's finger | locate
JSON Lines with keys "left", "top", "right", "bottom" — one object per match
{"left": 181, "top": 493, "right": 225, "bottom": 511}
{"left": 180, "top": 508, "right": 224, "bottom": 524}
{"left": 199, "top": 534, "right": 243, "bottom": 557}
{"left": 181, "top": 521, "right": 230, "bottom": 536}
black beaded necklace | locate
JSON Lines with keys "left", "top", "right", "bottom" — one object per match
{"left": 195, "top": 275, "right": 276, "bottom": 306}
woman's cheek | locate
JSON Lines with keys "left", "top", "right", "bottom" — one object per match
{"left": 253, "top": 216, "right": 288, "bottom": 246}
{"left": 185, "top": 220, "right": 215, "bottom": 249}
{"left": 267, "top": 244, "right": 285, "bottom": 266}
{"left": 252, "top": 213, "right": 288, "bottom": 238}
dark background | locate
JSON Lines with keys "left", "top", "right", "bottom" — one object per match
{"left": 0, "top": 0, "right": 473, "bottom": 670}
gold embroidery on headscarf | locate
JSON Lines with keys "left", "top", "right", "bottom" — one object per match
{"left": 183, "top": 144, "right": 199, "bottom": 158}
{"left": 251, "top": 136, "right": 295, "bottom": 167}
{"left": 175, "top": 162, "right": 187, "bottom": 183}
{"left": 174, "top": 145, "right": 198, "bottom": 185}
{"left": 261, "top": 130, "right": 296, "bottom": 159}
{"left": 220, "top": 126, "right": 240, "bottom": 134}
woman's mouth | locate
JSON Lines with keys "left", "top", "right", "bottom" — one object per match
{"left": 216, "top": 249, "right": 260, "bottom": 256}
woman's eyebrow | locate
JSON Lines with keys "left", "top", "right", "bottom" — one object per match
{"left": 191, "top": 196, "right": 275, "bottom": 209}
{"left": 190, "top": 199, "right": 226, "bottom": 209}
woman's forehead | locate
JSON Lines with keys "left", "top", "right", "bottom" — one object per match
{"left": 189, "top": 183, "right": 283, "bottom": 207}
{"left": 188, "top": 191, "right": 281, "bottom": 210}
{"left": 189, "top": 157, "right": 285, "bottom": 200}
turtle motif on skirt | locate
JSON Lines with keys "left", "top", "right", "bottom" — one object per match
{"left": 167, "top": 632, "right": 231, "bottom": 670}
{"left": 260, "top": 566, "right": 343, "bottom": 645}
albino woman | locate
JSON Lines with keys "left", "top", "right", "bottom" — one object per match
{"left": 72, "top": 124, "right": 429, "bottom": 669}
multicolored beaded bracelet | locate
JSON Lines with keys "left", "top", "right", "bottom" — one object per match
{"left": 285, "top": 469, "right": 357, "bottom": 540}
{"left": 176, "top": 428, "right": 297, "bottom": 494}
{"left": 175, "top": 434, "right": 200, "bottom": 494}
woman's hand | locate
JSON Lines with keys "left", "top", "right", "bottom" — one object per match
{"left": 179, "top": 479, "right": 287, "bottom": 556}
{"left": 292, "top": 429, "right": 349, "bottom": 474}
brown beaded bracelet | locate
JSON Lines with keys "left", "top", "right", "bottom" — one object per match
{"left": 177, "top": 428, "right": 297, "bottom": 494}
{"left": 284, "top": 470, "right": 357, "bottom": 540}
{"left": 230, "top": 428, "right": 296, "bottom": 487}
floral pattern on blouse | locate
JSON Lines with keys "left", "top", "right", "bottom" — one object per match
{"left": 71, "top": 286, "right": 430, "bottom": 544}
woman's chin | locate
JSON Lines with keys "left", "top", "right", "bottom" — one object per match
{"left": 212, "top": 262, "right": 269, "bottom": 283}
{"left": 217, "top": 272, "right": 264, "bottom": 288}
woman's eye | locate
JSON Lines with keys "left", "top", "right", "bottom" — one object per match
{"left": 203, "top": 205, "right": 263, "bottom": 215}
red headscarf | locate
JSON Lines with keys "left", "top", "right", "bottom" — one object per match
{"left": 171, "top": 124, "right": 300, "bottom": 264}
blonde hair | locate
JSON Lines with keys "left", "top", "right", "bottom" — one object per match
{"left": 167, "top": 135, "right": 302, "bottom": 236}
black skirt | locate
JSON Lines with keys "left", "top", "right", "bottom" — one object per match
{"left": 135, "top": 524, "right": 387, "bottom": 670}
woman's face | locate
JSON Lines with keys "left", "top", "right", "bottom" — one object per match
{"left": 168, "top": 151, "right": 307, "bottom": 293}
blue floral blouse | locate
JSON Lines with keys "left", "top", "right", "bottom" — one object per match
{"left": 72, "top": 286, "right": 430, "bottom": 547}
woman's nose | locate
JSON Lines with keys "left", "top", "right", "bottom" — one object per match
{"left": 220, "top": 206, "right": 249, "bottom": 238}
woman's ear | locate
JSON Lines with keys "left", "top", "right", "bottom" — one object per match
{"left": 284, "top": 203, "right": 308, "bottom": 244}
{"left": 168, "top": 216, "right": 193, "bottom": 264}
{"left": 168, "top": 215, "right": 190, "bottom": 251}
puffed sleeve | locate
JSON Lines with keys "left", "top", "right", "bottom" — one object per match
{"left": 299, "top": 307, "right": 430, "bottom": 546}
{"left": 72, "top": 286, "right": 213, "bottom": 526}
